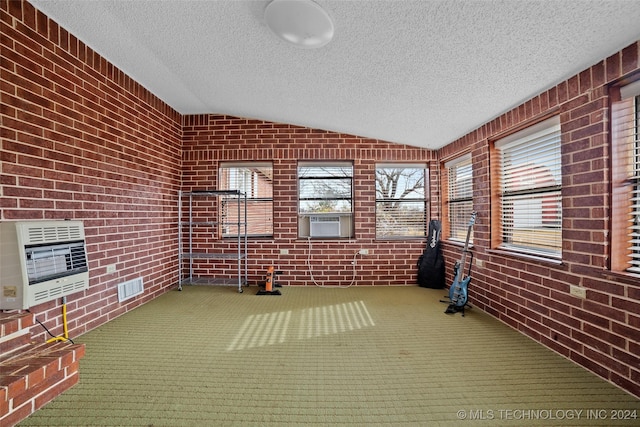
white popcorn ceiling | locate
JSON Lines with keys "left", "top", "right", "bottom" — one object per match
{"left": 29, "top": 0, "right": 640, "bottom": 149}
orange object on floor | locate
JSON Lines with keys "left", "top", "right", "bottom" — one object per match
{"left": 265, "top": 266, "right": 274, "bottom": 292}
{"left": 257, "top": 265, "right": 281, "bottom": 295}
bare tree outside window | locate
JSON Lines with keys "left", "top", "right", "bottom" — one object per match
{"left": 375, "top": 165, "right": 427, "bottom": 238}
{"left": 298, "top": 162, "right": 354, "bottom": 238}
{"left": 298, "top": 164, "right": 353, "bottom": 213}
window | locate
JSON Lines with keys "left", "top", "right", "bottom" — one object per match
{"left": 611, "top": 80, "right": 640, "bottom": 274}
{"left": 495, "top": 116, "right": 562, "bottom": 258}
{"left": 375, "top": 164, "right": 428, "bottom": 238}
{"left": 219, "top": 162, "right": 273, "bottom": 237}
{"left": 298, "top": 162, "right": 353, "bottom": 238}
{"left": 445, "top": 154, "right": 474, "bottom": 242}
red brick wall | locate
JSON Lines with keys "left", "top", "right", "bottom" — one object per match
{"left": 1, "top": 1, "right": 182, "bottom": 340}
{"left": 182, "top": 115, "right": 437, "bottom": 287}
{"left": 437, "top": 42, "right": 640, "bottom": 397}
{"left": 3, "top": 0, "right": 639, "bottom": 399}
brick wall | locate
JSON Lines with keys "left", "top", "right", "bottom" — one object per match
{"left": 1, "top": 1, "right": 182, "bottom": 341}
{"left": 2, "top": 0, "right": 639, "bottom": 400}
{"left": 437, "top": 42, "right": 640, "bottom": 397}
{"left": 182, "top": 115, "right": 437, "bottom": 287}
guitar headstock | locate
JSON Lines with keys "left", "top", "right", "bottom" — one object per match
{"left": 469, "top": 211, "right": 477, "bottom": 226}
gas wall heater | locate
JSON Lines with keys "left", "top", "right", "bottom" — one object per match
{"left": 309, "top": 215, "right": 341, "bottom": 238}
{"left": 0, "top": 220, "right": 89, "bottom": 310}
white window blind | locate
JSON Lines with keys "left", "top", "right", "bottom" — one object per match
{"left": 375, "top": 164, "right": 427, "bottom": 238}
{"left": 445, "top": 154, "right": 473, "bottom": 242}
{"left": 298, "top": 162, "right": 353, "bottom": 213}
{"left": 298, "top": 162, "right": 354, "bottom": 239}
{"left": 614, "top": 81, "right": 640, "bottom": 273}
{"left": 632, "top": 95, "right": 640, "bottom": 273}
{"left": 496, "top": 117, "right": 561, "bottom": 258}
{"left": 219, "top": 162, "right": 273, "bottom": 237}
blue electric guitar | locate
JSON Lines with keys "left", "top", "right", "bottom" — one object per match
{"left": 445, "top": 211, "right": 476, "bottom": 316}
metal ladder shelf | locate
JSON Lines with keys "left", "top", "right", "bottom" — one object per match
{"left": 178, "top": 190, "right": 248, "bottom": 293}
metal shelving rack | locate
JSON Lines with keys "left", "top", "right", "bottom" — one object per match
{"left": 178, "top": 190, "right": 248, "bottom": 293}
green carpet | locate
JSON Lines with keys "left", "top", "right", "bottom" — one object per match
{"left": 19, "top": 285, "right": 639, "bottom": 426}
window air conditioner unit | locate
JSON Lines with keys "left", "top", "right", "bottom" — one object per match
{"left": 309, "top": 216, "right": 340, "bottom": 237}
{"left": 0, "top": 220, "right": 89, "bottom": 310}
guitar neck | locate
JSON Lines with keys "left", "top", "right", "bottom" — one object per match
{"left": 457, "top": 215, "right": 474, "bottom": 277}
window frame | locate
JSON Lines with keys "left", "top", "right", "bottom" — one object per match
{"left": 374, "top": 163, "right": 429, "bottom": 239}
{"left": 444, "top": 153, "right": 474, "bottom": 243}
{"left": 219, "top": 162, "right": 273, "bottom": 238}
{"left": 611, "top": 79, "right": 640, "bottom": 275}
{"left": 493, "top": 116, "right": 562, "bottom": 259}
{"left": 297, "top": 161, "right": 354, "bottom": 239}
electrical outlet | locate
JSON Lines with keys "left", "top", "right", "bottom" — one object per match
{"left": 476, "top": 259, "right": 483, "bottom": 268}
{"left": 569, "top": 285, "right": 586, "bottom": 299}
{"left": 359, "top": 249, "right": 369, "bottom": 255}
{"left": 106, "top": 264, "right": 116, "bottom": 274}
{"left": 280, "top": 249, "right": 289, "bottom": 255}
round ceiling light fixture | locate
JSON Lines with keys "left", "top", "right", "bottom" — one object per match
{"left": 264, "top": 0, "right": 334, "bottom": 49}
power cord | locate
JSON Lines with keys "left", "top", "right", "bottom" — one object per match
{"left": 34, "top": 316, "right": 75, "bottom": 344}
{"left": 306, "top": 237, "right": 359, "bottom": 288}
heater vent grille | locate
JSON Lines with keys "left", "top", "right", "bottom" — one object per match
{"left": 26, "top": 224, "right": 83, "bottom": 244}
{"left": 31, "top": 275, "right": 88, "bottom": 304}
{"left": 118, "top": 277, "right": 144, "bottom": 302}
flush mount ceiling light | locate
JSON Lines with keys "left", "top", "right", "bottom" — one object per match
{"left": 264, "top": 0, "right": 334, "bottom": 49}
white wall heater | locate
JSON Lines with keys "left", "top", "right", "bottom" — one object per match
{"left": 309, "top": 215, "right": 341, "bottom": 238}
{"left": 0, "top": 220, "right": 89, "bottom": 310}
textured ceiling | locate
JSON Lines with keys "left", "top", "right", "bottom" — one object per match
{"left": 29, "top": 0, "right": 640, "bottom": 149}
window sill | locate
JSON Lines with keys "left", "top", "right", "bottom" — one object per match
{"left": 444, "top": 239, "right": 474, "bottom": 249}
{"left": 601, "top": 269, "right": 640, "bottom": 285}
{"left": 486, "top": 248, "right": 563, "bottom": 266}
{"left": 223, "top": 235, "right": 273, "bottom": 240}
{"left": 375, "top": 236, "right": 426, "bottom": 241}
{"left": 298, "top": 236, "right": 354, "bottom": 240}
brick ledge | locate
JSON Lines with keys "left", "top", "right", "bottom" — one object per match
{"left": 0, "top": 341, "right": 85, "bottom": 427}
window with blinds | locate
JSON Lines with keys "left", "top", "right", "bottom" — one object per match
{"left": 298, "top": 162, "right": 353, "bottom": 238}
{"left": 219, "top": 162, "right": 273, "bottom": 237}
{"left": 495, "top": 116, "right": 561, "bottom": 258}
{"left": 611, "top": 80, "right": 640, "bottom": 274}
{"left": 298, "top": 162, "right": 353, "bottom": 213}
{"left": 445, "top": 154, "right": 473, "bottom": 242}
{"left": 375, "top": 164, "right": 428, "bottom": 239}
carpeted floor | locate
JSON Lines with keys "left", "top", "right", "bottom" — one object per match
{"left": 19, "top": 285, "right": 640, "bottom": 426}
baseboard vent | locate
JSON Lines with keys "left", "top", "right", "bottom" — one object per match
{"left": 117, "top": 277, "right": 144, "bottom": 302}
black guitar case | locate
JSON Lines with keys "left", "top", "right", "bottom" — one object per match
{"left": 417, "top": 220, "right": 445, "bottom": 289}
